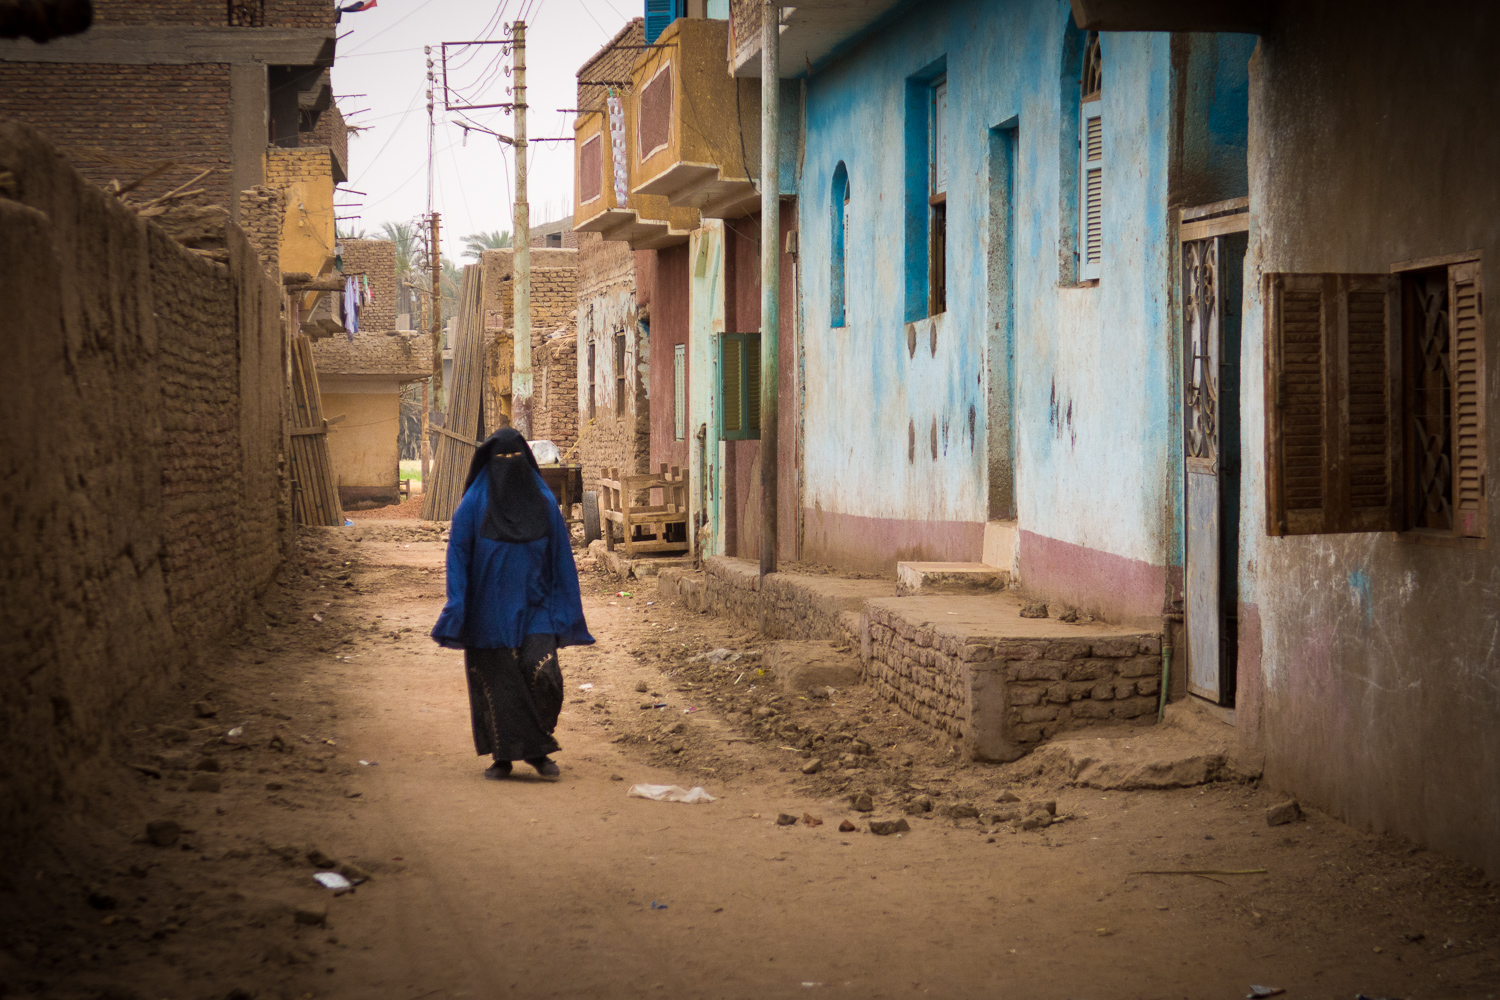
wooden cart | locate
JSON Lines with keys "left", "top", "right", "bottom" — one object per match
{"left": 537, "top": 464, "right": 585, "bottom": 527}
{"left": 598, "top": 465, "right": 690, "bottom": 556}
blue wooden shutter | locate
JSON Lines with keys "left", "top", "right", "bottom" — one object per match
{"left": 645, "top": 0, "right": 678, "bottom": 44}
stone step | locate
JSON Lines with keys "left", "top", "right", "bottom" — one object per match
{"left": 895, "top": 561, "right": 1009, "bottom": 597}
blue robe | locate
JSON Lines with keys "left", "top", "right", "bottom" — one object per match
{"left": 431, "top": 472, "right": 594, "bottom": 651}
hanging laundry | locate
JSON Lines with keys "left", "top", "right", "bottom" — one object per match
{"left": 344, "top": 276, "right": 359, "bottom": 338}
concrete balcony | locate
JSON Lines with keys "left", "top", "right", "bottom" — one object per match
{"left": 630, "top": 18, "right": 760, "bottom": 220}
{"left": 572, "top": 75, "right": 696, "bottom": 250}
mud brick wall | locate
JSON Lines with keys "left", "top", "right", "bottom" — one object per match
{"left": 0, "top": 119, "right": 288, "bottom": 853}
{"left": 312, "top": 329, "right": 432, "bottom": 378}
{"left": 264, "top": 145, "right": 333, "bottom": 189}
{"left": 0, "top": 62, "right": 233, "bottom": 206}
{"left": 534, "top": 334, "right": 579, "bottom": 453}
{"left": 239, "top": 185, "right": 284, "bottom": 277}
{"left": 93, "top": 0, "right": 335, "bottom": 27}
{"left": 863, "top": 605, "right": 1162, "bottom": 745}
{"left": 697, "top": 557, "right": 868, "bottom": 646}
{"left": 577, "top": 19, "right": 643, "bottom": 114}
{"left": 308, "top": 103, "right": 348, "bottom": 181}
{"left": 338, "top": 238, "right": 397, "bottom": 333}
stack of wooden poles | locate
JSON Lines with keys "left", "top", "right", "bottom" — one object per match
{"left": 288, "top": 334, "right": 344, "bottom": 526}
{"left": 421, "top": 264, "right": 487, "bottom": 521}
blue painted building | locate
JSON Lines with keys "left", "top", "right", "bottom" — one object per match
{"left": 780, "top": 0, "right": 1252, "bottom": 626}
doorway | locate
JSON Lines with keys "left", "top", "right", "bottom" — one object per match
{"left": 1181, "top": 206, "right": 1247, "bottom": 705}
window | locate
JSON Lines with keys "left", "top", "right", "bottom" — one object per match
{"left": 582, "top": 340, "right": 594, "bottom": 419}
{"left": 614, "top": 332, "right": 627, "bottom": 417}
{"left": 831, "top": 162, "right": 849, "bottom": 327}
{"left": 1079, "top": 33, "right": 1103, "bottom": 282}
{"left": 929, "top": 78, "right": 948, "bottom": 315}
{"left": 673, "top": 343, "right": 687, "bottom": 440}
{"left": 719, "top": 332, "right": 761, "bottom": 441}
{"left": 1264, "top": 258, "right": 1487, "bottom": 538}
{"left": 644, "top": 0, "right": 684, "bottom": 45}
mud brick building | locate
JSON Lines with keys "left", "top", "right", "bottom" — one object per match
{"left": 0, "top": 0, "right": 338, "bottom": 221}
{"left": 574, "top": 231, "right": 651, "bottom": 485}
{"left": 478, "top": 247, "right": 579, "bottom": 448}
{"left": 311, "top": 238, "right": 431, "bottom": 507}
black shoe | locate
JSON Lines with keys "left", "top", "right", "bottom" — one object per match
{"left": 525, "top": 756, "right": 560, "bottom": 778}
{"left": 484, "top": 761, "right": 513, "bottom": 780}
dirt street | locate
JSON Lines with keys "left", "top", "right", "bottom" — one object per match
{"left": 2, "top": 525, "right": 1497, "bottom": 1000}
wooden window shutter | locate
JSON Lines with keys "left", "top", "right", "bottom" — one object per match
{"left": 1079, "top": 100, "right": 1103, "bottom": 281}
{"left": 719, "top": 333, "right": 761, "bottom": 441}
{"left": 673, "top": 343, "right": 686, "bottom": 441}
{"left": 1265, "top": 272, "right": 1401, "bottom": 535}
{"left": 1449, "top": 261, "right": 1488, "bottom": 536}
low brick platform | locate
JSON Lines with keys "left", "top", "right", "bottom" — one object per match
{"left": 864, "top": 593, "right": 1162, "bottom": 762}
{"left": 895, "top": 561, "right": 1008, "bottom": 596}
{"left": 658, "top": 557, "right": 887, "bottom": 646}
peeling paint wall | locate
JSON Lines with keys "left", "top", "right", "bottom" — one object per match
{"left": 1239, "top": 1, "right": 1500, "bottom": 877}
{"left": 796, "top": 0, "right": 1176, "bottom": 620}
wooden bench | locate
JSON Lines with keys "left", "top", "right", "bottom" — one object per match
{"left": 598, "top": 464, "right": 690, "bottom": 557}
{"left": 537, "top": 464, "right": 585, "bottom": 527}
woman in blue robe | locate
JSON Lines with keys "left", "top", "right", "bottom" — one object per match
{"left": 431, "top": 429, "right": 593, "bottom": 779}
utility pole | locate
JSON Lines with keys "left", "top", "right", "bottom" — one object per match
{"left": 510, "top": 20, "right": 533, "bottom": 438}
{"left": 759, "top": 1, "right": 780, "bottom": 579}
{"left": 430, "top": 210, "right": 443, "bottom": 421}
{"left": 421, "top": 46, "right": 437, "bottom": 485}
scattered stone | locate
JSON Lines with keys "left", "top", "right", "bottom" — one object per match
{"left": 850, "top": 792, "right": 874, "bottom": 812}
{"left": 995, "top": 791, "right": 1020, "bottom": 803}
{"left": 903, "top": 795, "right": 933, "bottom": 815}
{"left": 868, "top": 818, "right": 911, "bottom": 836}
{"left": 195, "top": 756, "right": 221, "bottom": 772}
{"left": 837, "top": 820, "right": 857, "bottom": 833}
{"left": 146, "top": 820, "right": 181, "bottom": 848}
{"left": 800, "top": 758, "right": 823, "bottom": 775}
{"left": 1057, "top": 607, "right": 1079, "bottom": 624}
{"left": 186, "top": 774, "right": 221, "bottom": 793}
{"left": 267, "top": 733, "right": 289, "bottom": 753}
{"left": 751, "top": 706, "right": 778, "bottom": 721}
{"left": 155, "top": 750, "right": 193, "bottom": 770}
{"left": 344, "top": 790, "right": 362, "bottom": 798}
{"left": 293, "top": 905, "right": 327, "bottom": 927}
{"left": 193, "top": 700, "right": 218, "bottom": 718}
{"left": 987, "top": 808, "right": 1022, "bottom": 825}
{"left": 338, "top": 862, "right": 371, "bottom": 884}
{"left": 942, "top": 802, "right": 979, "bottom": 819}
{"left": 610, "top": 774, "right": 624, "bottom": 782}
{"left": 1020, "top": 812, "right": 1053, "bottom": 831}
{"left": 86, "top": 890, "right": 117, "bottom": 910}
{"left": 776, "top": 813, "right": 798, "bottom": 826}
{"left": 1019, "top": 602, "right": 1048, "bottom": 619}
{"left": 128, "top": 763, "right": 162, "bottom": 779}
{"left": 155, "top": 725, "right": 190, "bottom": 743}
{"left": 839, "top": 753, "right": 860, "bottom": 769}
{"left": 635, "top": 680, "right": 649, "bottom": 693}
{"left": 803, "top": 813, "right": 823, "bottom": 827}
{"left": 669, "top": 742, "right": 684, "bottom": 754}
{"left": 264, "top": 782, "right": 284, "bottom": 791}
{"left": 306, "top": 848, "right": 338, "bottom": 869}
{"left": 1026, "top": 799, "right": 1057, "bottom": 816}
{"left": 639, "top": 701, "right": 655, "bottom": 710}
{"left": 1266, "top": 799, "right": 1302, "bottom": 826}
{"left": 1403, "top": 931, "right": 1425, "bottom": 943}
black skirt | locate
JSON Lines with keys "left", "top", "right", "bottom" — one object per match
{"left": 464, "top": 634, "right": 564, "bottom": 762}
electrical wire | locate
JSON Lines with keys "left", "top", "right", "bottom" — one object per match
{"left": 341, "top": 0, "right": 439, "bottom": 54}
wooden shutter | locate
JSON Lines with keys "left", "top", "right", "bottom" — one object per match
{"left": 644, "top": 0, "right": 675, "bottom": 44}
{"left": 719, "top": 333, "right": 761, "bottom": 441}
{"left": 1450, "top": 261, "right": 1488, "bottom": 536}
{"left": 1265, "top": 272, "right": 1400, "bottom": 535}
{"left": 1080, "top": 100, "right": 1103, "bottom": 281}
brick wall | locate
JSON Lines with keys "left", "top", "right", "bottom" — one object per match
{"left": 0, "top": 119, "right": 289, "bottom": 852}
{"left": 574, "top": 231, "right": 649, "bottom": 479}
{"left": 0, "top": 63, "right": 234, "bottom": 206}
{"left": 478, "top": 248, "right": 579, "bottom": 444}
{"left": 308, "top": 102, "right": 348, "bottom": 181}
{"left": 263, "top": 145, "right": 335, "bottom": 189}
{"left": 312, "top": 330, "right": 432, "bottom": 379}
{"left": 339, "top": 238, "right": 397, "bottom": 333}
{"left": 239, "top": 184, "right": 284, "bottom": 277}
{"left": 577, "top": 19, "right": 644, "bottom": 114}
{"left": 534, "top": 333, "right": 579, "bottom": 453}
{"left": 92, "top": 0, "right": 336, "bottom": 28}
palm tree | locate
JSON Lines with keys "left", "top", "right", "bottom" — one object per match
{"left": 336, "top": 224, "right": 368, "bottom": 240}
{"left": 379, "top": 221, "right": 418, "bottom": 275}
{"left": 461, "top": 229, "right": 511, "bottom": 260}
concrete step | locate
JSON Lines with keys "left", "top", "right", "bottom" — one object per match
{"left": 895, "top": 561, "right": 1009, "bottom": 596}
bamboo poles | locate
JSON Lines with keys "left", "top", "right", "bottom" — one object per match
{"left": 421, "top": 264, "right": 486, "bottom": 521}
{"left": 288, "top": 335, "right": 344, "bottom": 526}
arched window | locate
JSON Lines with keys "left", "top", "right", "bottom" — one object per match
{"left": 831, "top": 161, "right": 850, "bottom": 327}
{"left": 1079, "top": 32, "right": 1103, "bottom": 281}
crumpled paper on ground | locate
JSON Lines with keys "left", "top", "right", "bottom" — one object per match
{"left": 627, "top": 783, "right": 716, "bottom": 803}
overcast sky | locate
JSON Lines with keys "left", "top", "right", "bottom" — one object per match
{"left": 333, "top": 0, "right": 633, "bottom": 261}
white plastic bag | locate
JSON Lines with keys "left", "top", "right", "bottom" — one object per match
{"left": 627, "top": 783, "right": 717, "bottom": 804}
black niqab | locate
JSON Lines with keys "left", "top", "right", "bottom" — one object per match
{"left": 463, "top": 429, "right": 552, "bottom": 543}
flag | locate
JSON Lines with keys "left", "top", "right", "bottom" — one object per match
{"left": 339, "top": 1, "right": 378, "bottom": 12}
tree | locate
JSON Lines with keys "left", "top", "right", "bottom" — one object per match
{"left": 336, "top": 224, "right": 367, "bottom": 240}
{"left": 379, "top": 221, "right": 418, "bottom": 276}
{"left": 461, "top": 229, "right": 511, "bottom": 260}
{"left": 441, "top": 257, "right": 463, "bottom": 322}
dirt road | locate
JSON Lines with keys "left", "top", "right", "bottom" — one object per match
{"left": 4, "top": 525, "right": 1497, "bottom": 1000}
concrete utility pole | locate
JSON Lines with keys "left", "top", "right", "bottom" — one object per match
{"left": 430, "top": 210, "right": 443, "bottom": 414}
{"left": 422, "top": 46, "right": 437, "bottom": 485}
{"left": 510, "top": 20, "right": 533, "bottom": 438}
{"left": 759, "top": 1, "right": 780, "bottom": 578}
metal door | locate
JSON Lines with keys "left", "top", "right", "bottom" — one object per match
{"left": 1183, "top": 232, "right": 1242, "bottom": 705}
